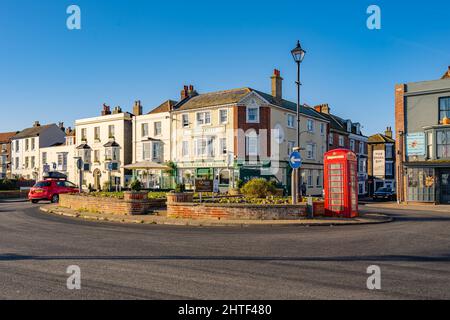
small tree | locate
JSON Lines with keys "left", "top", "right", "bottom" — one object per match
{"left": 130, "top": 179, "right": 143, "bottom": 192}
{"left": 240, "top": 178, "right": 276, "bottom": 199}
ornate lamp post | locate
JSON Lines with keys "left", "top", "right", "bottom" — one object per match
{"left": 291, "top": 40, "right": 306, "bottom": 203}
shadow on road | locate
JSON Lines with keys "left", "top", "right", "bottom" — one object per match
{"left": 1, "top": 253, "right": 449, "bottom": 263}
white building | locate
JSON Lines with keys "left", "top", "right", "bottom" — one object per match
{"left": 75, "top": 105, "right": 133, "bottom": 190}
{"left": 131, "top": 100, "right": 174, "bottom": 188}
{"left": 39, "top": 128, "right": 77, "bottom": 182}
{"left": 10, "top": 122, "right": 66, "bottom": 180}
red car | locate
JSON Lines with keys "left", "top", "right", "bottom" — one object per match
{"left": 29, "top": 179, "right": 79, "bottom": 203}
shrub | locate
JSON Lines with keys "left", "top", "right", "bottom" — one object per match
{"left": 174, "top": 183, "right": 185, "bottom": 193}
{"left": 240, "top": 178, "right": 276, "bottom": 198}
{"left": 130, "top": 179, "right": 143, "bottom": 191}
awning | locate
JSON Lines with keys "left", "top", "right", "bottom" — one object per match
{"left": 122, "top": 161, "right": 171, "bottom": 170}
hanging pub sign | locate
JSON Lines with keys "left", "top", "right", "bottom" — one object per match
{"left": 195, "top": 179, "right": 214, "bottom": 192}
{"left": 406, "top": 132, "right": 426, "bottom": 156}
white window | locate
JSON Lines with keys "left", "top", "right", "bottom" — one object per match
{"left": 25, "top": 139, "right": 29, "bottom": 151}
{"left": 247, "top": 107, "right": 259, "bottom": 123}
{"left": 350, "top": 139, "right": 355, "bottom": 152}
{"left": 196, "top": 112, "right": 211, "bottom": 126}
{"left": 182, "top": 141, "right": 189, "bottom": 157}
{"left": 108, "top": 125, "right": 115, "bottom": 138}
{"left": 94, "top": 150, "right": 100, "bottom": 162}
{"left": 31, "top": 138, "right": 35, "bottom": 151}
{"left": 154, "top": 122, "right": 162, "bottom": 136}
{"left": 339, "top": 135, "right": 345, "bottom": 147}
{"left": 15, "top": 157, "right": 19, "bottom": 170}
{"left": 316, "top": 170, "right": 323, "bottom": 187}
{"left": 152, "top": 142, "right": 160, "bottom": 160}
{"left": 287, "top": 114, "right": 295, "bottom": 128}
{"left": 15, "top": 141, "right": 19, "bottom": 152}
{"left": 143, "top": 143, "right": 151, "bottom": 160}
{"left": 195, "top": 138, "right": 207, "bottom": 156}
{"left": 307, "top": 120, "right": 314, "bottom": 133}
{"left": 30, "top": 156, "right": 35, "bottom": 169}
{"left": 141, "top": 123, "right": 148, "bottom": 137}
{"left": 307, "top": 170, "right": 313, "bottom": 187}
{"left": 329, "top": 133, "right": 334, "bottom": 145}
{"left": 386, "top": 161, "right": 393, "bottom": 176}
{"left": 182, "top": 114, "right": 189, "bottom": 128}
{"left": 25, "top": 157, "right": 29, "bottom": 169}
{"left": 207, "top": 137, "right": 215, "bottom": 157}
{"left": 94, "top": 127, "right": 100, "bottom": 140}
{"left": 81, "top": 128, "right": 87, "bottom": 141}
{"left": 219, "top": 109, "right": 228, "bottom": 124}
{"left": 320, "top": 123, "right": 325, "bottom": 135}
{"left": 57, "top": 153, "right": 67, "bottom": 169}
{"left": 245, "top": 132, "right": 258, "bottom": 156}
{"left": 42, "top": 152, "right": 47, "bottom": 165}
{"left": 219, "top": 138, "right": 227, "bottom": 154}
{"left": 287, "top": 141, "right": 295, "bottom": 156}
{"left": 306, "top": 144, "right": 316, "bottom": 159}
{"left": 359, "top": 142, "right": 365, "bottom": 154}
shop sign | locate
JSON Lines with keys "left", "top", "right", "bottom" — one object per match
{"left": 406, "top": 132, "right": 426, "bottom": 156}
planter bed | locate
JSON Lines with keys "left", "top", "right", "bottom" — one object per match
{"left": 167, "top": 202, "right": 308, "bottom": 220}
{"left": 59, "top": 192, "right": 166, "bottom": 216}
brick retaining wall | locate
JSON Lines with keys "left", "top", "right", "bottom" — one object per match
{"left": 167, "top": 202, "right": 307, "bottom": 220}
{"left": 59, "top": 194, "right": 166, "bottom": 216}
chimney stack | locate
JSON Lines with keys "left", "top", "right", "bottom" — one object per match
{"left": 385, "top": 126, "right": 393, "bottom": 139}
{"left": 33, "top": 121, "right": 40, "bottom": 127}
{"left": 314, "top": 104, "right": 331, "bottom": 114}
{"left": 112, "top": 106, "right": 122, "bottom": 114}
{"left": 271, "top": 69, "right": 283, "bottom": 104}
{"left": 101, "top": 104, "right": 111, "bottom": 116}
{"left": 133, "top": 100, "right": 143, "bottom": 116}
{"left": 58, "top": 122, "right": 65, "bottom": 132}
{"left": 181, "top": 85, "right": 189, "bottom": 100}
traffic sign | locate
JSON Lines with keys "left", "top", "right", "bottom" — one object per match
{"left": 289, "top": 151, "right": 302, "bottom": 169}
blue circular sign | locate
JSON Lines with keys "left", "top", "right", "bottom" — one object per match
{"left": 289, "top": 151, "right": 302, "bottom": 169}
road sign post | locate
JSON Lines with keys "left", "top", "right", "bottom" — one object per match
{"left": 289, "top": 151, "right": 302, "bottom": 204}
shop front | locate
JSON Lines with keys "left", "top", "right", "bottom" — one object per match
{"left": 404, "top": 164, "right": 450, "bottom": 204}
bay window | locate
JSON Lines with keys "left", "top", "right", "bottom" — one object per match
{"left": 437, "top": 130, "right": 450, "bottom": 159}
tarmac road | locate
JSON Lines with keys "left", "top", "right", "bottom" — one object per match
{"left": 0, "top": 199, "right": 449, "bottom": 300}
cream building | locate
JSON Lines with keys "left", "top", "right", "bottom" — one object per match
{"left": 170, "top": 71, "right": 329, "bottom": 195}
{"left": 10, "top": 122, "right": 66, "bottom": 180}
{"left": 131, "top": 100, "right": 174, "bottom": 188}
{"left": 75, "top": 105, "right": 133, "bottom": 190}
{"left": 39, "top": 128, "right": 77, "bottom": 182}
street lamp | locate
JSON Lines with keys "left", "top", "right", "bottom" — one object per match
{"left": 291, "top": 40, "right": 306, "bottom": 204}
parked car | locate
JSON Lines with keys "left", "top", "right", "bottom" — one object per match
{"left": 28, "top": 179, "right": 79, "bottom": 203}
{"left": 373, "top": 187, "right": 396, "bottom": 201}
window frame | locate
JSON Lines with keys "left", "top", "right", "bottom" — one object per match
{"left": 439, "top": 96, "right": 450, "bottom": 123}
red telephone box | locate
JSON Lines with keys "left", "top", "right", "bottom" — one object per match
{"left": 324, "top": 149, "right": 358, "bottom": 218}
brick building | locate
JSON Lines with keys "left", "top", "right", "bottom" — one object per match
{"left": 395, "top": 67, "right": 450, "bottom": 204}
{"left": 368, "top": 127, "right": 396, "bottom": 196}
{"left": 0, "top": 131, "right": 17, "bottom": 179}
{"left": 314, "top": 104, "right": 369, "bottom": 196}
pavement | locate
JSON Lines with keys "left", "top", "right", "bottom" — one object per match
{"left": 39, "top": 204, "right": 393, "bottom": 227}
{"left": 0, "top": 199, "right": 449, "bottom": 299}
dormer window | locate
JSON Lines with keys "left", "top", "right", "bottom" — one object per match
{"left": 347, "top": 120, "right": 352, "bottom": 133}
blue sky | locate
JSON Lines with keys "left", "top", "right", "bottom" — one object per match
{"left": 1, "top": 0, "right": 450, "bottom": 135}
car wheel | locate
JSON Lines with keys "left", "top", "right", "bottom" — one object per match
{"left": 31, "top": 200, "right": 39, "bottom": 204}
{"left": 51, "top": 194, "right": 59, "bottom": 203}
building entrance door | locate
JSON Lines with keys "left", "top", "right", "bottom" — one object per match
{"left": 440, "top": 171, "right": 450, "bottom": 204}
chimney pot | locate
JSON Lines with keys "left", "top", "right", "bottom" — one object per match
{"left": 33, "top": 121, "right": 40, "bottom": 127}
